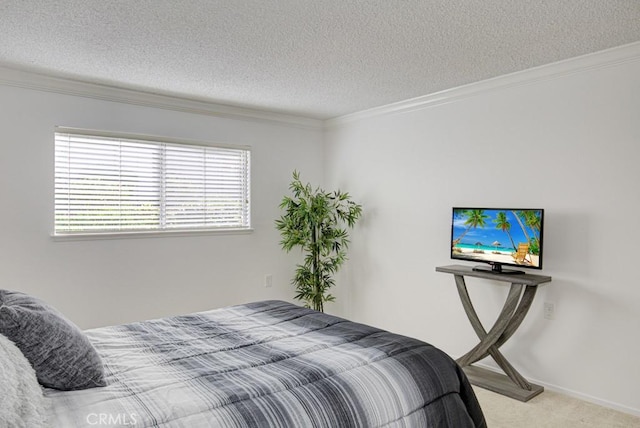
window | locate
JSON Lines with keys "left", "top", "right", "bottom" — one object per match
{"left": 54, "top": 128, "right": 250, "bottom": 236}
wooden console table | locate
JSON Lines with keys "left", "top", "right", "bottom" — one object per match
{"left": 436, "top": 264, "right": 552, "bottom": 401}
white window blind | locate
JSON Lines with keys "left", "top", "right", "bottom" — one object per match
{"left": 54, "top": 130, "right": 250, "bottom": 235}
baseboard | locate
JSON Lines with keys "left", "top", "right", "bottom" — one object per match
{"left": 473, "top": 362, "right": 640, "bottom": 418}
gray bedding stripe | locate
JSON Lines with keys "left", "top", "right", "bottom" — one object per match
{"left": 46, "top": 300, "right": 486, "bottom": 428}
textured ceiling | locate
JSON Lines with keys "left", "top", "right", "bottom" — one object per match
{"left": 1, "top": 1, "right": 639, "bottom": 120}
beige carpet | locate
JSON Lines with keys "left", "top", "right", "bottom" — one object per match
{"left": 473, "top": 387, "right": 640, "bottom": 427}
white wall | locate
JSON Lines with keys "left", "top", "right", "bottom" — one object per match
{"left": 0, "top": 84, "right": 324, "bottom": 329}
{"left": 2, "top": 45, "right": 639, "bottom": 416}
{"left": 325, "top": 47, "right": 640, "bottom": 415}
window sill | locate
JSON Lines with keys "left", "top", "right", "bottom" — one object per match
{"left": 51, "top": 227, "right": 254, "bottom": 241}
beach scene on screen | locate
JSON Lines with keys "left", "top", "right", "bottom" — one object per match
{"left": 451, "top": 209, "right": 542, "bottom": 268}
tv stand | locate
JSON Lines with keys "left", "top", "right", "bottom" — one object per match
{"left": 472, "top": 264, "right": 524, "bottom": 275}
{"left": 436, "top": 264, "right": 552, "bottom": 401}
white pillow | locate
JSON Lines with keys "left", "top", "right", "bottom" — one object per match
{"left": 0, "top": 333, "right": 49, "bottom": 428}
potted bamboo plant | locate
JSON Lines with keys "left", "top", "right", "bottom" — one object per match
{"left": 275, "top": 171, "right": 362, "bottom": 312}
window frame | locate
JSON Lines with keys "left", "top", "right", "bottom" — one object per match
{"left": 52, "top": 127, "right": 252, "bottom": 240}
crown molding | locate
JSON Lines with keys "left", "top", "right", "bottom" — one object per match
{"left": 326, "top": 41, "right": 640, "bottom": 128}
{"left": 0, "top": 66, "right": 323, "bottom": 130}
{"left": 3, "top": 41, "right": 639, "bottom": 130}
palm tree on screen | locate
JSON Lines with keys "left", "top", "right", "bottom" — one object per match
{"left": 494, "top": 211, "right": 517, "bottom": 251}
{"left": 512, "top": 210, "right": 531, "bottom": 244}
{"left": 453, "top": 209, "right": 488, "bottom": 247}
{"left": 522, "top": 210, "right": 542, "bottom": 255}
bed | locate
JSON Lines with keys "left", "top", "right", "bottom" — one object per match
{"left": 1, "top": 293, "right": 485, "bottom": 427}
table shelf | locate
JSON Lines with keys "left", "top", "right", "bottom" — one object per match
{"left": 436, "top": 264, "right": 552, "bottom": 402}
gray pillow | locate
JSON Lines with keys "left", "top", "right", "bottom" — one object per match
{"left": 0, "top": 289, "right": 106, "bottom": 390}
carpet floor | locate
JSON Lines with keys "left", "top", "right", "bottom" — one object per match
{"left": 473, "top": 387, "right": 640, "bottom": 427}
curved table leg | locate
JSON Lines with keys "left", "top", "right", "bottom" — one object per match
{"left": 454, "top": 274, "right": 538, "bottom": 390}
{"left": 475, "top": 285, "right": 538, "bottom": 359}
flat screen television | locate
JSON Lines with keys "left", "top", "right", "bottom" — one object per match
{"left": 451, "top": 208, "right": 544, "bottom": 274}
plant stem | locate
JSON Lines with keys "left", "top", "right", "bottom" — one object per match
{"left": 312, "top": 220, "right": 321, "bottom": 311}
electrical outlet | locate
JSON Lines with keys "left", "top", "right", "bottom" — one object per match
{"left": 543, "top": 301, "right": 555, "bottom": 320}
{"left": 264, "top": 274, "right": 273, "bottom": 288}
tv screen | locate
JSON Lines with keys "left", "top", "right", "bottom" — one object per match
{"left": 451, "top": 208, "right": 544, "bottom": 273}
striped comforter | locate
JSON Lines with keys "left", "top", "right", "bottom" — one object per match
{"left": 46, "top": 300, "right": 485, "bottom": 427}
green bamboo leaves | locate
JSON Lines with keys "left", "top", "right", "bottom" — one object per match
{"left": 275, "top": 171, "right": 362, "bottom": 312}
